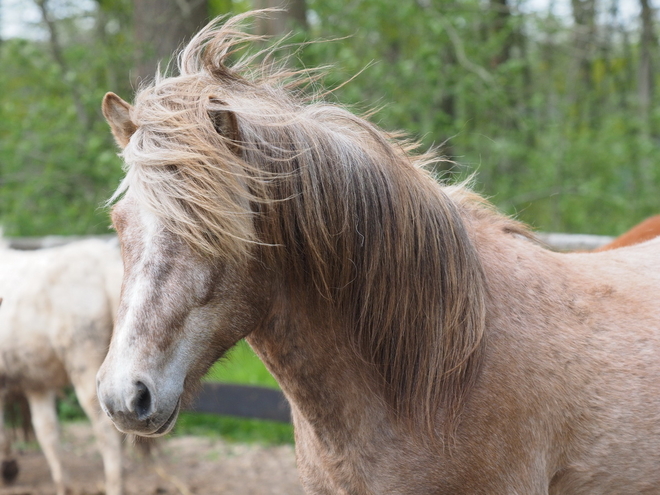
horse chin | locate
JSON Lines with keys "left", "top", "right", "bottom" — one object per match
{"left": 144, "top": 398, "right": 181, "bottom": 438}
{"left": 112, "top": 398, "right": 182, "bottom": 438}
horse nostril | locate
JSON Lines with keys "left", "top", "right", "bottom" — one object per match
{"left": 133, "top": 381, "right": 152, "bottom": 420}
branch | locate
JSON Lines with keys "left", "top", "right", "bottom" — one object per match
{"left": 437, "top": 16, "right": 494, "bottom": 84}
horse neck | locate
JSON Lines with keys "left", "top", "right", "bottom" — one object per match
{"left": 246, "top": 285, "right": 390, "bottom": 444}
{"left": 246, "top": 207, "right": 490, "bottom": 447}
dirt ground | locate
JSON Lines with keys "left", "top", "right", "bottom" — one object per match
{"left": 0, "top": 423, "right": 305, "bottom": 495}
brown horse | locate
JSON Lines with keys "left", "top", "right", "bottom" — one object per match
{"left": 595, "top": 215, "right": 660, "bottom": 251}
{"left": 96, "top": 13, "right": 660, "bottom": 494}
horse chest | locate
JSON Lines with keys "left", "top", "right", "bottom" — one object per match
{"left": 292, "top": 412, "right": 447, "bottom": 495}
{"left": 294, "top": 435, "right": 388, "bottom": 494}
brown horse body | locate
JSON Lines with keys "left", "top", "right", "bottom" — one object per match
{"left": 596, "top": 214, "right": 660, "bottom": 251}
{"left": 96, "top": 13, "right": 660, "bottom": 494}
{"left": 250, "top": 216, "right": 660, "bottom": 494}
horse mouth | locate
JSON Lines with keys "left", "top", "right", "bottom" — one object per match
{"left": 146, "top": 398, "right": 181, "bottom": 437}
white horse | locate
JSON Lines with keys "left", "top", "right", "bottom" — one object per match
{"left": 0, "top": 239, "right": 124, "bottom": 495}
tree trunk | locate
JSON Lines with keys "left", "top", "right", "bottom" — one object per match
{"left": 569, "top": 0, "right": 597, "bottom": 123}
{"left": 133, "top": 0, "right": 209, "bottom": 83}
{"left": 489, "top": 0, "right": 512, "bottom": 68}
{"left": 639, "top": 0, "right": 656, "bottom": 125}
{"left": 638, "top": 0, "right": 657, "bottom": 195}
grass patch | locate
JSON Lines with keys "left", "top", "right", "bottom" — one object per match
{"left": 173, "top": 412, "right": 294, "bottom": 445}
{"left": 57, "top": 387, "right": 87, "bottom": 421}
{"left": 180, "top": 340, "right": 290, "bottom": 444}
{"left": 204, "top": 340, "right": 279, "bottom": 389}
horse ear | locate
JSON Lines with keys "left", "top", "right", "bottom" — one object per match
{"left": 208, "top": 98, "right": 240, "bottom": 152}
{"left": 102, "top": 92, "right": 137, "bottom": 149}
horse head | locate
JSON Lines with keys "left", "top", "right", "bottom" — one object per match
{"left": 96, "top": 90, "right": 271, "bottom": 437}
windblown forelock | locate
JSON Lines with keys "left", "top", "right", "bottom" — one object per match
{"left": 118, "top": 92, "right": 261, "bottom": 261}
{"left": 110, "top": 12, "right": 327, "bottom": 261}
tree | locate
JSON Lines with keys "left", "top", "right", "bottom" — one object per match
{"left": 133, "top": 0, "right": 210, "bottom": 83}
{"left": 638, "top": 0, "right": 656, "bottom": 125}
{"left": 489, "top": 0, "right": 512, "bottom": 69}
{"left": 35, "top": 0, "right": 90, "bottom": 128}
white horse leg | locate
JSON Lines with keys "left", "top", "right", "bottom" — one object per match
{"left": 0, "top": 393, "right": 5, "bottom": 456}
{"left": 25, "top": 390, "right": 67, "bottom": 495}
{"left": 71, "top": 370, "right": 123, "bottom": 495}
{"left": 0, "top": 392, "right": 19, "bottom": 485}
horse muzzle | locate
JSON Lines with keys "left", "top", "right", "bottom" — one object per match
{"left": 96, "top": 371, "right": 182, "bottom": 437}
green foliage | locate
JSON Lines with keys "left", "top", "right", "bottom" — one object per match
{"left": 0, "top": 3, "right": 130, "bottom": 235}
{"left": 173, "top": 413, "right": 294, "bottom": 445}
{"left": 57, "top": 386, "right": 87, "bottom": 421}
{"left": 205, "top": 340, "right": 279, "bottom": 389}
{"left": 295, "top": 0, "right": 660, "bottom": 235}
{"left": 1, "top": 1, "right": 659, "bottom": 236}
{"left": 209, "top": 0, "right": 251, "bottom": 17}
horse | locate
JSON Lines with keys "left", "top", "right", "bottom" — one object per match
{"left": 594, "top": 215, "right": 660, "bottom": 251}
{"left": 96, "top": 13, "right": 660, "bottom": 494}
{"left": 0, "top": 239, "right": 125, "bottom": 495}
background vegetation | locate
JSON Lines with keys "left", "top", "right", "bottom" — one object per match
{"left": 1, "top": 0, "right": 659, "bottom": 236}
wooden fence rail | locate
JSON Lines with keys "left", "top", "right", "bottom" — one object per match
{"left": 535, "top": 233, "right": 613, "bottom": 252}
{"left": 6, "top": 234, "right": 117, "bottom": 250}
{"left": 6, "top": 232, "right": 614, "bottom": 251}
{"left": 188, "top": 383, "right": 291, "bottom": 423}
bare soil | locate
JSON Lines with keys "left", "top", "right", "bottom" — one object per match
{"left": 0, "top": 423, "right": 304, "bottom": 495}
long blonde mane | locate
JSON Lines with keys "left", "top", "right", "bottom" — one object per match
{"left": 114, "top": 12, "right": 526, "bottom": 435}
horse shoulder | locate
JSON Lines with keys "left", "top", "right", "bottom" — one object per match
{"left": 447, "top": 231, "right": 660, "bottom": 486}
